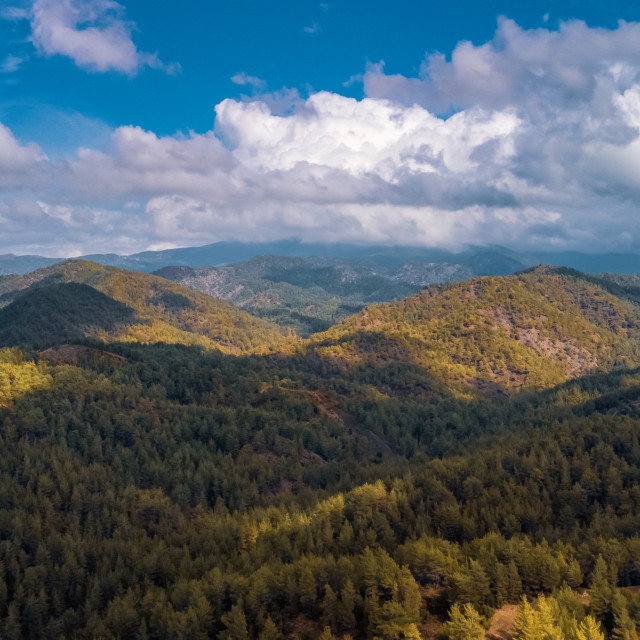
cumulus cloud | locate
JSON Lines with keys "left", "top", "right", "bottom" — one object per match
{"left": 0, "top": 123, "right": 49, "bottom": 188}
{"left": 30, "top": 0, "right": 179, "bottom": 75}
{"left": 3, "top": 19, "right": 640, "bottom": 255}
{"left": 364, "top": 18, "right": 640, "bottom": 113}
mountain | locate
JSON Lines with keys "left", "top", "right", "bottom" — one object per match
{"left": 0, "top": 253, "right": 60, "bottom": 275}
{"left": 531, "top": 250, "right": 640, "bottom": 274}
{"left": 155, "top": 255, "right": 472, "bottom": 336}
{"left": 0, "top": 260, "right": 291, "bottom": 353}
{"left": 3, "top": 239, "right": 639, "bottom": 276}
{"left": 4, "top": 260, "right": 640, "bottom": 389}
{"left": 307, "top": 266, "right": 640, "bottom": 396}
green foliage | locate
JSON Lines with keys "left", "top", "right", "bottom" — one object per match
{"left": 0, "top": 282, "right": 135, "bottom": 349}
{"left": 2, "top": 266, "right": 640, "bottom": 638}
{"left": 156, "top": 255, "right": 428, "bottom": 337}
{"left": 576, "top": 616, "right": 605, "bottom": 640}
{"left": 441, "top": 602, "right": 485, "bottom": 640}
{"left": 0, "top": 260, "right": 291, "bottom": 354}
{"left": 311, "top": 271, "right": 640, "bottom": 395}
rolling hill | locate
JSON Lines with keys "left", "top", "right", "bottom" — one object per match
{"left": 0, "top": 260, "right": 291, "bottom": 354}
{"left": 307, "top": 266, "right": 640, "bottom": 396}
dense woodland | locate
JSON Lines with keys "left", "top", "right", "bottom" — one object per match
{"left": 1, "top": 262, "right": 640, "bottom": 638}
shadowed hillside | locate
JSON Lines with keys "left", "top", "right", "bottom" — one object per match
{"left": 0, "top": 260, "right": 292, "bottom": 354}
{"left": 1, "top": 264, "right": 640, "bottom": 637}
{"left": 0, "top": 283, "right": 136, "bottom": 349}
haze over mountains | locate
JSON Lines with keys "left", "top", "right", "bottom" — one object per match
{"left": 1, "top": 240, "right": 639, "bottom": 276}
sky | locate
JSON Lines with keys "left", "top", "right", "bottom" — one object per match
{"left": 2, "top": 1, "right": 640, "bottom": 256}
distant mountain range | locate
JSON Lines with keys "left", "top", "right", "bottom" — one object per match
{"left": 1, "top": 240, "right": 639, "bottom": 275}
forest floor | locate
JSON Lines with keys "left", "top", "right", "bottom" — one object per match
{"left": 485, "top": 603, "right": 519, "bottom": 639}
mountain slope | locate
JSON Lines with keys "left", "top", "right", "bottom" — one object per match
{"left": 0, "top": 260, "right": 291, "bottom": 354}
{"left": 307, "top": 266, "right": 640, "bottom": 395}
{"left": 0, "top": 283, "right": 136, "bottom": 349}
{"left": 155, "top": 255, "right": 469, "bottom": 336}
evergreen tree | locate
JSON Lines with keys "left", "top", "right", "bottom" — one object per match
{"left": 219, "top": 604, "right": 249, "bottom": 640}
{"left": 322, "top": 584, "right": 340, "bottom": 630}
{"left": 576, "top": 616, "right": 605, "bottom": 640}
{"left": 339, "top": 579, "right": 357, "bottom": 629}
{"left": 258, "top": 616, "right": 280, "bottom": 640}
{"left": 319, "top": 627, "right": 336, "bottom": 640}
{"left": 590, "top": 556, "right": 614, "bottom": 618}
{"left": 611, "top": 593, "right": 639, "bottom": 640}
{"left": 441, "top": 602, "right": 485, "bottom": 640}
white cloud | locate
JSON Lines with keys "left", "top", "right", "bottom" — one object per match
{"left": 231, "top": 72, "right": 266, "bottom": 90}
{"left": 3, "top": 19, "right": 640, "bottom": 255}
{"left": 0, "top": 55, "right": 26, "bottom": 73}
{"left": 363, "top": 18, "right": 640, "bottom": 113}
{"left": 0, "top": 122, "right": 49, "bottom": 188}
{"left": 30, "top": 0, "right": 178, "bottom": 75}
{"left": 303, "top": 23, "right": 322, "bottom": 34}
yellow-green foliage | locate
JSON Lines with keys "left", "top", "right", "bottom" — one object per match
{"left": 0, "top": 348, "right": 52, "bottom": 406}
{"left": 513, "top": 593, "right": 605, "bottom": 640}
{"left": 309, "top": 271, "right": 640, "bottom": 394}
{"left": 0, "top": 260, "right": 294, "bottom": 355}
{"left": 98, "top": 321, "right": 218, "bottom": 351}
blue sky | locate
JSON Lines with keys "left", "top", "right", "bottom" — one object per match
{"left": 2, "top": 0, "right": 640, "bottom": 256}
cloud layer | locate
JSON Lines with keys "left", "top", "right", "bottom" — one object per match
{"left": 4, "top": 19, "right": 640, "bottom": 255}
{"left": 31, "top": 0, "right": 177, "bottom": 74}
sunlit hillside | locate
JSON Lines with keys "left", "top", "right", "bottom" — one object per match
{"left": 309, "top": 267, "right": 640, "bottom": 396}
{"left": 0, "top": 260, "right": 293, "bottom": 354}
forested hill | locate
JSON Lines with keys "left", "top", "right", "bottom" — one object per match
{"left": 0, "top": 260, "right": 291, "bottom": 354}
{"left": 308, "top": 266, "right": 640, "bottom": 395}
{"left": 1, "top": 265, "right": 640, "bottom": 637}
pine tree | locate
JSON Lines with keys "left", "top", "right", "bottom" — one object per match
{"left": 513, "top": 596, "right": 539, "bottom": 640}
{"left": 322, "top": 584, "right": 340, "bottom": 630}
{"left": 219, "top": 603, "right": 249, "bottom": 640}
{"left": 611, "top": 593, "right": 639, "bottom": 640}
{"left": 536, "top": 595, "right": 563, "bottom": 640}
{"left": 258, "top": 616, "right": 280, "bottom": 640}
{"left": 319, "top": 627, "right": 336, "bottom": 640}
{"left": 299, "top": 565, "right": 317, "bottom": 613}
{"left": 590, "top": 556, "right": 614, "bottom": 618}
{"left": 441, "top": 602, "right": 485, "bottom": 640}
{"left": 576, "top": 616, "right": 605, "bottom": 640}
{"left": 339, "top": 579, "right": 357, "bottom": 629}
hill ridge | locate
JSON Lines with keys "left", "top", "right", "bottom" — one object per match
{"left": 0, "top": 260, "right": 292, "bottom": 354}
